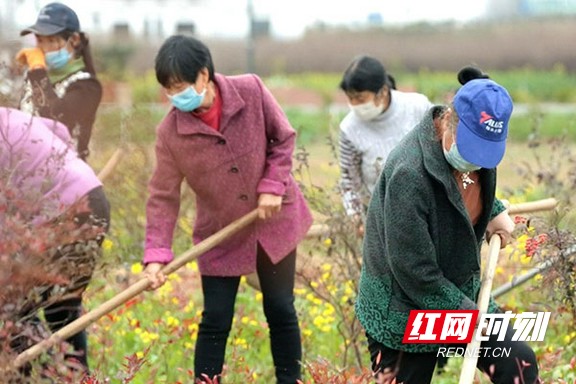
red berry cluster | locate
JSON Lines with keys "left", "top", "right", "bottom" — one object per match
{"left": 525, "top": 233, "right": 549, "bottom": 257}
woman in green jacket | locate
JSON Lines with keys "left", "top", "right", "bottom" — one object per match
{"left": 355, "top": 68, "right": 539, "bottom": 383}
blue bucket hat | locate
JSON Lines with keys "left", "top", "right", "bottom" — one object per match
{"left": 453, "top": 79, "right": 513, "bottom": 169}
{"left": 20, "top": 2, "right": 80, "bottom": 36}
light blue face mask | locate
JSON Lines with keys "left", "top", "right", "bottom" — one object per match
{"left": 443, "top": 143, "right": 481, "bottom": 172}
{"left": 45, "top": 46, "right": 72, "bottom": 70}
{"left": 168, "top": 85, "right": 206, "bottom": 112}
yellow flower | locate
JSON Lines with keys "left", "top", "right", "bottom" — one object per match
{"left": 131, "top": 262, "right": 143, "bottom": 275}
{"left": 241, "top": 316, "right": 250, "bottom": 325}
{"left": 102, "top": 238, "right": 113, "bottom": 251}
{"left": 158, "top": 281, "right": 174, "bottom": 297}
{"left": 321, "top": 263, "right": 332, "bottom": 271}
{"left": 166, "top": 316, "right": 180, "bottom": 327}
{"left": 168, "top": 273, "right": 182, "bottom": 282}
{"left": 294, "top": 288, "right": 306, "bottom": 296}
{"left": 344, "top": 281, "right": 354, "bottom": 296}
{"left": 313, "top": 316, "right": 323, "bottom": 327}
{"left": 255, "top": 292, "right": 263, "bottom": 302}
{"left": 188, "top": 323, "right": 199, "bottom": 334}
{"left": 186, "top": 261, "right": 199, "bottom": 271}
{"left": 184, "top": 301, "right": 194, "bottom": 313}
{"left": 323, "top": 238, "right": 332, "bottom": 247}
{"left": 139, "top": 331, "right": 159, "bottom": 344}
{"left": 136, "top": 351, "right": 144, "bottom": 359}
{"left": 322, "top": 304, "right": 335, "bottom": 316}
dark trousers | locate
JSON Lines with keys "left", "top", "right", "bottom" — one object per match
{"left": 18, "top": 187, "right": 110, "bottom": 370}
{"left": 194, "top": 245, "right": 301, "bottom": 384}
{"left": 367, "top": 325, "right": 539, "bottom": 384}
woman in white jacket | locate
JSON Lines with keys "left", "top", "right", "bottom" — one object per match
{"left": 338, "top": 55, "right": 433, "bottom": 218}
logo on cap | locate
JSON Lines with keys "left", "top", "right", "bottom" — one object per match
{"left": 37, "top": 6, "right": 53, "bottom": 20}
{"left": 479, "top": 111, "right": 504, "bottom": 133}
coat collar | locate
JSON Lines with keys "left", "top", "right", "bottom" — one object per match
{"left": 175, "top": 73, "right": 245, "bottom": 136}
{"left": 418, "top": 107, "right": 457, "bottom": 194}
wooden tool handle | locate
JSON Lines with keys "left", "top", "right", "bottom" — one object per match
{"left": 507, "top": 198, "right": 557, "bottom": 215}
{"left": 97, "top": 147, "right": 125, "bottom": 182}
{"left": 459, "top": 235, "right": 501, "bottom": 383}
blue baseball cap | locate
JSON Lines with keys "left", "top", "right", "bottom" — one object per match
{"left": 20, "top": 2, "right": 80, "bottom": 36}
{"left": 454, "top": 79, "right": 513, "bottom": 169}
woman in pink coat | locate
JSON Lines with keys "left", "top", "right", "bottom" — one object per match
{"left": 0, "top": 107, "right": 110, "bottom": 371}
{"left": 143, "top": 35, "right": 313, "bottom": 383}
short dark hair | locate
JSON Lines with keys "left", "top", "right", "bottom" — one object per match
{"left": 155, "top": 35, "right": 215, "bottom": 88}
{"left": 339, "top": 55, "right": 387, "bottom": 94}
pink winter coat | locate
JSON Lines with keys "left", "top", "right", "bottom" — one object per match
{"left": 144, "top": 73, "right": 313, "bottom": 276}
{"left": 0, "top": 107, "right": 101, "bottom": 223}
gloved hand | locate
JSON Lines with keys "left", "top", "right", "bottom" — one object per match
{"left": 15, "top": 47, "right": 46, "bottom": 70}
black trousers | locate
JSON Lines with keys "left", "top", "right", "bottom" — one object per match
{"left": 17, "top": 187, "right": 110, "bottom": 370}
{"left": 367, "top": 325, "right": 539, "bottom": 384}
{"left": 194, "top": 245, "right": 301, "bottom": 384}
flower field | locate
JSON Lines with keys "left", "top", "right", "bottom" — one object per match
{"left": 4, "top": 69, "right": 576, "bottom": 382}
{"left": 76, "top": 133, "right": 576, "bottom": 383}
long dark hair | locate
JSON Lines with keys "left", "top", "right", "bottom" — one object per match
{"left": 59, "top": 30, "right": 97, "bottom": 76}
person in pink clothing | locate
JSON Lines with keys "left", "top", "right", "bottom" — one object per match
{"left": 0, "top": 107, "right": 110, "bottom": 371}
{"left": 142, "top": 35, "right": 313, "bottom": 383}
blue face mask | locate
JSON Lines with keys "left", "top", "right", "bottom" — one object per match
{"left": 443, "top": 143, "right": 481, "bottom": 172}
{"left": 168, "top": 85, "right": 206, "bottom": 112}
{"left": 45, "top": 47, "right": 72, "bottom": 70}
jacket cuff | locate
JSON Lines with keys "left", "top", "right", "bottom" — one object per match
{"left": 143, "top": 248, "right": 174, "bottom": 265}
{"left": 256, "top": 178, "right": 286, "bottom": 196}
{"left": 458, "top": 297, "right": 478, "bottom": 310}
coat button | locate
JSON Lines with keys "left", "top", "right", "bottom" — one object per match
{"left": 230, "top": 166, "right": 239, "bottom": 173}
{"left": 239, "top": 194, "right": 248, "bottom": 201}
{"left": 217, "top": 139, "right": 226, "bottom": 145}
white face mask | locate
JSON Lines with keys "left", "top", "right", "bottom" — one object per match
{"left": 349, "top": 100, "right": 385, "bottom": 121}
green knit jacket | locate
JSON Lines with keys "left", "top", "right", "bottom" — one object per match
{"left": 355, "top": 106, "right": 505, "bottom": 353}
